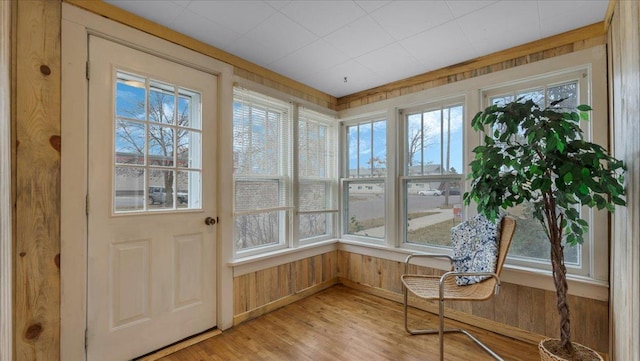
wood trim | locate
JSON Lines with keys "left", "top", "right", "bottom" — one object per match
{"left": 62, "top": 0, "right": 336, "bottom": 109}
{"left": 1, "top": 1, "right": 13, "bottom": 360}
{"left": 233, "top": 278, "right": 338, "bottom": 325}
{"left": 604, "top": 0, "right": 616, "bottom": 31}
{"left": 337, "top": 22, "right": 606, "bottom": 108}
{"left": 14, "top": 0, "right": 61, "bottom": 360}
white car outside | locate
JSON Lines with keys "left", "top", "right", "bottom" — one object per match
{"left": 417, "top": 189, "right": 442, "bottom": 196}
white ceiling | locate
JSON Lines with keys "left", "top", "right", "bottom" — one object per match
{"left": 105, "top": 0, "right": 609, "bottom": 98}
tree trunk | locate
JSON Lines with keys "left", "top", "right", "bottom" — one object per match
{"left": 549, "top": 224, "right": 574, "bottom": 355}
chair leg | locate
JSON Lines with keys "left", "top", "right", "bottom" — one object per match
{"left": 402, "top": 289, "right": 504, "bottom": 361}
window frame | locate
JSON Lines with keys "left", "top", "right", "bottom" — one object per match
{"left": 232, "top": 88, "right": 293, "bottom": 257}
{"left": 478, "top": 68, "right": 594, "bottom": 277}
{"left": 295, "top": 107, "right": 339, "bottom": 244}
{"left": 398, "top": 97, "right": 467, "bottom": 253}
{"left": 340, "top": 114, "right": 389, "bottom": 243}
{"left": 232, "top": 87, "right": 339, "bottom": 258}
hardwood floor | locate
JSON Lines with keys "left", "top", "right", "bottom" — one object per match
{"left": 159, "top": 285, "right": 540, "bottom": 361}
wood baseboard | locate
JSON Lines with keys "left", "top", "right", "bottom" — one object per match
{"left": 233, "top": 278, "right": 338, "bottom": 325}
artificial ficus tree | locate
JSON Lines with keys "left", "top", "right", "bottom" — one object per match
{"left": 463, "top": 99, "right": 626, "bottom": 357}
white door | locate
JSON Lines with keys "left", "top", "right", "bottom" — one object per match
{"left": 87, "top": 36, "right": 217, "bottom": 361}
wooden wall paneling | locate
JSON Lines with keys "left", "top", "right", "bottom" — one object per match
{"left": 294, "top": 257, "right": 307, "bottom": 291}
{"left": 232, "top": 275, "right": 247, "bottom": 315}
{"left": 278, "top": 263, "right": 293, "bottom": 300}
{"left": 347, "top": 252, "right": 363, "bottom": 284}
{"left": 312, "top": 254, "right": 322, "bottom": 285}
{"left": 14, "top": 0, "right": 61, "bottom": 360}
{"left": 493, "top": 282, "right": 519, "bottom": 327}
{"left": 608, "top": 1, "right": 640, "bottom": 360}
{"left": 1, "top": 1, "right": 13, "bottom": 360}
{"left": 322, "top": 251, "right": 337, "bottom": 282}
{"left": 517, "top": 286, "right": 547, "bottom": 335}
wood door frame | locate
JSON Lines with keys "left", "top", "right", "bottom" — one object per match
{"left": 61, "top": 4, "right": 234, "bottom": 360}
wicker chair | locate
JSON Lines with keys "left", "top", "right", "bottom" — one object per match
{"left": 401, "top": 216, "right": 516, "bottom": 361}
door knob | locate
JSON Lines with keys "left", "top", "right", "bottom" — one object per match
{"left": 204, "top": 216, "right": 217, "bottom": 225}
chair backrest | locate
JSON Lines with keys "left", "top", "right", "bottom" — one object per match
{"left": 494, "top": 216, "right": 516, "bottom": 275}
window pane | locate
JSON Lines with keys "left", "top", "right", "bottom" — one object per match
{"left": 115, "top": 120, "right": 145, "bottom": 165}
{"left": 149, "top": 81, "right": 175, "bottom": 124}
{"left": 347, "top": 125, "right": 358, "bottom": 177}
{"left": 407, "top": 104, "right": 462, "bottom": 176}
{"left": 235, "top": 179, "right": 282, "bottom": 211}
{"left": 235, "top": 211, "right": 281, "bottom": 250}
{"left": 505, "top": 202, "right": 580, "bottom": 265}
{"left": 148, "top": 125, "right": 174, "bottom": 166}
{"left": 176, "top": 170, "right": 200, "bottom": 209}
{"left": 347, "top": 120, "right": 386, "bottom": 178}
{"left": 178, "top": 89, "right": 201, "bottom": 129}
{"left": 114, "top": 167, "right": 145, "bottom": 212}
{"left": 300, "top": 213, "right": 328, "bottom": 239}
{"left": 406, "top": 179, "right": 462, "bottom": 247}
{"left": 517, "top": 88, "right": 544, "bottom": 106}
{"left": 300, "top": 181, "right": 329, "bottom": 211}
{"left": 358, "top": 123, "right": 372, "bottom": 175}
{"left": 116, "top": 73, "right": 145, "bottom": 120}
{"left": 547, "top": 81, "right": 578, "bottom": 109}
{"left": 176, "top": 130, "right": 201, "bottom": 169}
{"left": 148, "top": 169, "right": 175, "bottom": 209}
{"left": 371, "top": 121, "right": 386, "bottom": 177}
{"left": 345, "top": 181, "right": 385, "bottom": 239}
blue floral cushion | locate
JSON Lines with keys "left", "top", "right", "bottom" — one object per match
{"left": 451, "top": 214, "right": 502, "bottom": 286}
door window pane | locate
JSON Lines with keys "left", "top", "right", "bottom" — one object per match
{"left": 113, "top": 70, "right": 203, "bottom": 213}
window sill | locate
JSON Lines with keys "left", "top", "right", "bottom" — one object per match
{"left": 229, "top": 239, "right": 340, "bottom": 276}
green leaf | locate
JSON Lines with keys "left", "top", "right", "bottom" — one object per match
{"left": 563, "top": 172, "right": 573, "bottom": 184}
{"left": 578, "top": 183, "right": 589, "bottom": 196}
{"left": 576, "top": 104, "right": 592, "bottom": 111}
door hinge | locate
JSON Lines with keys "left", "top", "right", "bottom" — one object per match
{"left": 86, "top": 61, "right": 90, "bottom": 80}
{"left": 85, "top": 194, "right": 89, "bottom": 215}
{"left": 84, "top": 328, "right": 88, "bottom": 349}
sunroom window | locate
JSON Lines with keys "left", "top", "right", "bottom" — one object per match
{"left": 297, "top": 108, "right": 338, "bottom": 242}
{"left": 233, "top": 88, "right": 292, "bottom": 255}
{"left": 401, "top": 101, "right": 464, "bottom": 248}
{"left": 481, "top": 71, "right": 589, "bottom": 275}
{"left": 342, "top": 118, "right": 387, "bottom": 240}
